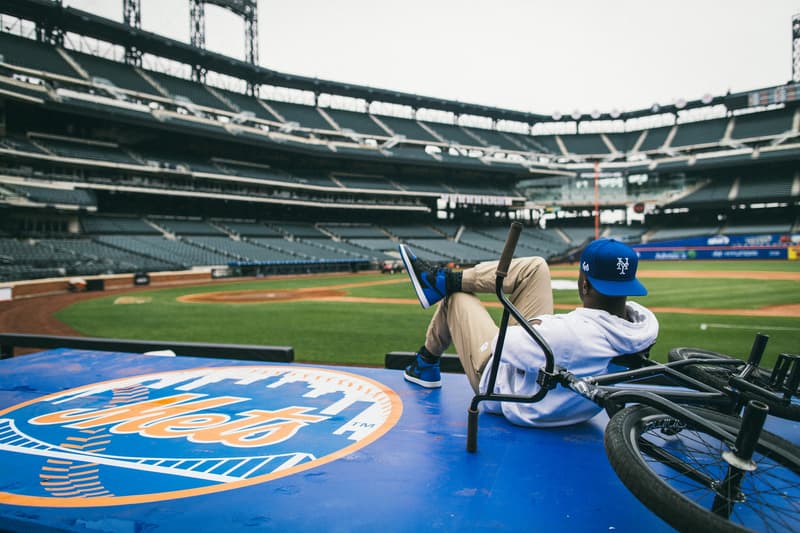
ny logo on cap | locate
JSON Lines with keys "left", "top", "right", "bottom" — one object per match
{"left": 616, "top": 257, "right": 629, "bottom": 276}
{"left": 582, "top": 261, "right": 589, "bottom": 272}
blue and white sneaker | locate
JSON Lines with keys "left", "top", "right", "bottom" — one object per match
{"left": 398, "top": 244, "right": 448, "bottom": 309}
{"left": 404, "top": 354, "right": 442, "bottom": 388}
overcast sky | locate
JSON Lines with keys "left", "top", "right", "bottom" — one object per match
{"left": 62, "top": 0, "right": 799, "bottom": 115}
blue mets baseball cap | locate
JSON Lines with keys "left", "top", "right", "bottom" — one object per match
{"left": 579, "top": 239, "right": 647, "bottom": 297}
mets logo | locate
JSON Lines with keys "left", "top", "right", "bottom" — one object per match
{"left": 616, "top": 257, "right": 629, "bottom": 276}
{"left": 0, "top": 366, "right": 403, "bottom": 507}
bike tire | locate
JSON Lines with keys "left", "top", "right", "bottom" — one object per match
{"left": 604, "top": 405, "right": 800, "bottom": 533}
{"left": 668, "top": 347, "right": 800, "bottom": 421}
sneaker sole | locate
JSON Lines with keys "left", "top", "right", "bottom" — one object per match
{"left": 403, "top": 371, "right": 442, "bottom": 388}
{"left": 398, "top": 244, "right": 432, "bottom": 309}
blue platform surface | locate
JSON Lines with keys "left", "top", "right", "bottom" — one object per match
{"left": 0, "top": 349, "right": 797, "bottom": 533}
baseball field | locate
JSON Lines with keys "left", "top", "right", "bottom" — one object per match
{"left": 43, "top": 259, "right": 800, "bottom": 369}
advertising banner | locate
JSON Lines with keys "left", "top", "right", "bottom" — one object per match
{"left": 634, "top": 233, "right": 794, "bottom": 260}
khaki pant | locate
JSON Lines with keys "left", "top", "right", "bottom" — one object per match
{"left": 424, "top": 256, "right": 553, "bottom": 392}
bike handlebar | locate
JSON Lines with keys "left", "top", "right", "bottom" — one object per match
{"left": 497, "top": 222, "right": 522, "bottom": 278}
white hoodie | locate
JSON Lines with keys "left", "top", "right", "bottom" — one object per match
{"left": 479, "top": 301, "right": 659, "bottom": 427}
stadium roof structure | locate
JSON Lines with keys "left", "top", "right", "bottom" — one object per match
{"left": 0, "top": 0, "right": 764, "bottom": 124}
{"left": 0, "top": 0, "right": 550, "bottom": 123}
{"left": 0, "top": 0, "right": 799, "bottom": 222}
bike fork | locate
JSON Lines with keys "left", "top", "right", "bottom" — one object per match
{"left": 711, "top": 400, "right": 769, "bottom": 518}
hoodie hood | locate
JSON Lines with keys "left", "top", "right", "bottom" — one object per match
{"left": 574, "top": 301, "right": 659, "bottom": 355}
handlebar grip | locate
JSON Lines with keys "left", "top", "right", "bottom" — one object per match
{"left": 466, "top": 407, "right": 479, "bottom": 452}
{"left": 497, "top": 222, "right": 523, "bottom": 278}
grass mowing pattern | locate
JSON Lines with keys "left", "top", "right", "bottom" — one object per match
{"left": 56, "top": 262, "right": 800, "bottom": 367}
{"left": 549, "top": 277, "right": 800, "bottom": 309}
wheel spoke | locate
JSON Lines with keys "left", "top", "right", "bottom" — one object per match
{"left": 638, "top": 438, "right": 717, "bottom": 488}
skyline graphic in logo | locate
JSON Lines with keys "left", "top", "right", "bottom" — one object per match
{"left": 0, "top": 366, "right": 403, "bottom": 507}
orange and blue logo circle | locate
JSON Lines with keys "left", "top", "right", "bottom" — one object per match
{"left": 0, "top": 366, "right": 403, "bottom": 507}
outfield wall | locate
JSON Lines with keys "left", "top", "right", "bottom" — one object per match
{"left": 634, "top": 233, "right": 798, "bottom": 261}
{"left": 2, "top": 270, "right": 213, "bottom": 301}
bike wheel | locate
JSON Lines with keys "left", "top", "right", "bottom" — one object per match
{"left": 604, "top": 405, "right": 800, "bottom": 533}
{"left": 669, "top": 347, "right": 800, "bottom": 421}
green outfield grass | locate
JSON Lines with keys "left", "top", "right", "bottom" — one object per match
{"left": 548, "top": 277, "right": 800, "bottom": 309}
{"left": 56, "top": 262, "right": 800, "bottom": 369}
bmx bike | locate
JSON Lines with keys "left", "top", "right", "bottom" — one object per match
{"left": 466, "top": 222, "right": 800, "bottom": 533}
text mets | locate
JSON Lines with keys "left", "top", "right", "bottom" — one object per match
{"left": 29, "top": 393, "right": 329, "bottom": 448}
